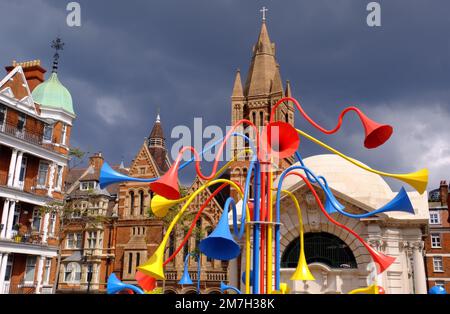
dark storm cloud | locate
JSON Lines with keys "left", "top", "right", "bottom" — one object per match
{"left": 0, "top": 0, "right": 449, "bottom": 190}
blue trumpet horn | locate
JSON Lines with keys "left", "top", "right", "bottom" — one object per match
{"left": 199, "top": 205, "right": 240, "bottom": 260}
{"left": 99, "top": 162, "right": 156, "bottom": 189}
{"left": 178, "top": 259, "right": 193, "bottom": 285}
{"left": 107, "top": 273, "right": 144, "bottom": 294}
{"left": 377, "top": 187, "right": 415, "bottom": 214}
{"left": 220, "top": 282, "right": 242, "bottom": 294}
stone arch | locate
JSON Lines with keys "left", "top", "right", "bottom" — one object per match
{"left": 205, "top": 287, "right": 221, "bottom": 294}
{"left": 181, "top": 287, "right": 198, "bottom": 294}
{"left": 279, "top": 211, "right": 370, "bottom": 269}
{"left": 164, "top": 288, "right": 178, "bottom": 294}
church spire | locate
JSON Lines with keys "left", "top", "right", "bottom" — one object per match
{"left": 244, "top": 20, "right": 278, "bottom": 96}
{"left": 232, "top": 68, "right": 244, "bottom": 98}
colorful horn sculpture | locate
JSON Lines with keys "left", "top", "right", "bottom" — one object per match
{"left": 377, "top": 187, "right": 415, "bottom": 214}
{"left": 391, "top": 168, "right": 429, "bottom": 195}
{"left": 348, "top": 284, "right": 379, "bottom": 294}
{"left": 357, "top": 111, "right": 393, "bottom": 149}
{"left": 107, "top": 273, "right": 144, "bottom": 294}
{"left": 137, "top": 244, "right": 165, "bottom": 280}
{"left": 149, "top": 162, "right": 180, "bottom": 200}
{"left": 135, "top": 271, "right": 156, "bottom": 292}
{"left": 178, "top": 260, "right": 193, "bottom": 285}
{"left": 99, "top": 162, "right": 155, "bottom": 189}
{"left": 260, "top": 121, "right": 300, "bottom": 160}
{"left": 151, "top": 195, "right": 182, "bottom": 218}
{"left": 199, "top": 204, "right": 240, "bottom": 260}
{"left": 220, "top": 282, "right": 242, "bottom": 294}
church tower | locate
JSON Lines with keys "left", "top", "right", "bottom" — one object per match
{"left": 230, "top": 19, "right": 295, "bottom": 194}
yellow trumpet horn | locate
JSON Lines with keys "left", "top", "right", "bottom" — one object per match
{"left": 151, "top": 195, "right": 182, "bottom": 218}
{"left": 137, "top": 244, "right": 165, "bottom": 280}
{"left": 271, "top": 282, "right": 291, "bottom": 294}
{"left": 391, "top": 168, "right": 429, "bottom": 195}
{"left": 291, "top": 250, "right": 315, "bottom": 281}
{"left": 283, "top": 190, "right": 315, "bottom": 281}
{"left": 348, "top": 284, "right": 379, "bottom": 294}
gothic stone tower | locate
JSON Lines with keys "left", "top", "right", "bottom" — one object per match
{"left": 230, "top": 20, "right": 295, "bottom": 198}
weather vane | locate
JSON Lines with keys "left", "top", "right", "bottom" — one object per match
{"left": 51, "top": 37, "right": 65, "bottom": 73}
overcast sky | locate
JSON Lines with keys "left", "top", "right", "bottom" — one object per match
{"left": 1, "top": 0, "right": 449, "bottom": 192}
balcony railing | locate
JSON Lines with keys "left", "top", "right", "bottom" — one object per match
{"left": 0, "top": 121, "right": 54, "bottom": 151}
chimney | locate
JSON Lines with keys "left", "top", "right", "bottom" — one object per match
{"left": 5, "top": 60, "right": 46, "bottom": 92}
{"left": 439, "top": 180, "right": 448, "bottom": 206}
{"left": 89, "top": 152, "right": 104, "bottom": 171}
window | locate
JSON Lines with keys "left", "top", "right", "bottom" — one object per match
{"left": 136, "top": 252, "right": 140, "bottom": 268}
{"left": 206, "top": 228, "right": 213, "bottom": 262}
{"left": 32, "top": 208, "right": 41, "bottom": 231}
{"left": 0, "top": 105, "right": 6, "bottom": 131}
{"left": 281, "top": 232, "right": 357, "bottom": 269}
{"left": 430, "top": 211, "right": 440, "bottom": 224}
{"left": 80, "top": 181, "right": 96, "bottom": 190}
{"left": 64, "top": 262, "right": 81, "bottom": 283}
{"left": 431, "top": 234, "right": 442, "bottom": 248}
{"left": 128, "top": 253, "right": 133, "bottom": 274}
{"left": 87, "top": 231, "right": 97, "bottom": 249}
{"left": 24, "top": 256, "right": 37, "bottom": 283}
{"left": 17, "top": 112, "right": 26, "bottom": 133}
{"left": 67, "top": 233, "right": 82, "bottom": 249}
{"left": 168, "top": 233, "right": 175, "bottom": 257}
{"left": 37, "top": 162, "right": 49, "bottom": 187}
{"left": 139, "top": 190, "right": 145, "bottom": 215}
{"left": 435, "top": 281, "right": 445, "bottom": 287}
{"left": 43, "top": 124, "right": 53, "bottom": 142}
{"left": 5, "top": 255, "right": 13, "bottom": 281}
{"left": 129, "top": 191, "right": 135, "bottom": 215}
{"left": 433, "top": 256, "right": 444, "bottom": 272}
{"left": 48, "top": 211, "right": 56, "bottom": 236}
{"left": 18, "top": 157, "right": 27, "bottom": 187}
{"left": 43, "top": 259, "right": 51, "bottom": 284}
{"left": 61, "top": 124, "right": 67, "bottom": 145}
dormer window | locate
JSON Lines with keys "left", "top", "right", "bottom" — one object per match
{"left": 43, "top": 124, "right": 53, "bottom": 142}
{"left": 80, "top": 181, "right": 96, "bottom": 190}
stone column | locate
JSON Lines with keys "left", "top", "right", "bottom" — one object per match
{"left": 0, "top": 253, "right": 8, "bottom": 294}
{"left": 412, "top": 241, "right": 427, "bottom": 294}
{"left": 47, "top": 163, "right": 56, "bottom": 197}
{"left": 35, "top": 256, "right": 45, "bottom": 294}
{"left": 6, "top": 201, "right": 16, "bottom": 239}
{"left": 12, "top": 151, "right": 23, "bottom": 188}
{"left": 0, "top": 199, "right": 10, "bottom": 238}
{"left": 7, "top": 149, "right": 18, "bottom": 187}
{"left": 41, "top": 213, "right": 50, "bottom": 244}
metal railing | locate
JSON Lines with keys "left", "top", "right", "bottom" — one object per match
{"left": 0, "top": 121, "right": 43, "bottom": 145}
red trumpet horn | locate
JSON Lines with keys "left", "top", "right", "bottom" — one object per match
{"left": 149, "top": 163, "right": 180, "bottom": 200}
{"left": 366, "top": 244, "right": 396, "bottom": 274}
{"left": 358, "top": 111, "right": 393, "bottom": 149}
{"left": 261, "top": 121, "right": 300, "bottom": 160}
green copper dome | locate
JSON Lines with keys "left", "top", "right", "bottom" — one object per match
{"left": 32, "top": 72, "right": 74, "bottom": 114}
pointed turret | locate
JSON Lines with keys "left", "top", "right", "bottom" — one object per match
{"left": 148, "top": 113, "right": 169, "bottom": 172}
{"left": 285, "top": 80, "right": 292, "bottom": 98}
{"left": 244, "top": 21, "right": 278, "bottom": 96}
{"left": 232, "top": 69, "right": 244, "bottom": 99}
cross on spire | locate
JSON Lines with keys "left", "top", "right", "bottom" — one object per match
{"left": 51, "top": 37, "right": 65, "bottom": 73}
{"left": 260, "top": 6, "right": 268, "bottom": 21}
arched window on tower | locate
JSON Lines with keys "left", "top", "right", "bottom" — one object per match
{"left": 169, "top": 232, "right": 175, "bottom": 258}
{"left": 281, "top": 232, "right": 357, "bottom": 269}
{"left": 285, "top": 112, "right": 289, "bottom": 123}
{"left": 129, "top": 191, "right": 135, "bottom": 216}
{"left": 139, "top": 190, "right": 145, "bottom": 215}
{"left": 260, "top": 111, "right": 264, "bottom": 127}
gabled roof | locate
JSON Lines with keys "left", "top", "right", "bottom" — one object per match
{"left": 0, "top": 66, "right": 38, "bottom": 115}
